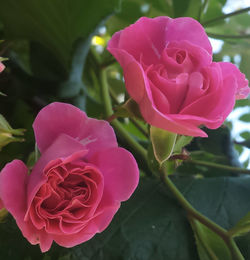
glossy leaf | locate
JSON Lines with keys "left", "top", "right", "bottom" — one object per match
{"left": 229, "top": 212, "right": 250, "bottom": 238}
{"left": 0, "top": 0, "right": 120, "bottom": 70}
{"left": 173, "top": 135, "right": 193, "bottom": 154}
{"left": 190, "top": 219, "right": 231, "bottom": 259}
{"left": 239, "top": 114, "right": 250, "bottom": 123}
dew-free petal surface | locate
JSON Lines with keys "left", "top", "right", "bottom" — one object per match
{"left": 33, "top": 102, "right": 117, "bottom": 154}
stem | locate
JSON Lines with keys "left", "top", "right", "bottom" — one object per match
{"left": 112, "top": 120, "right": 148, "bottom": 162}
{"left": 228, "top": 238, "right": 245, "bottom": 260}
{"left": 100, "top": 68, "right": 148, "bottom": 163}
{"left": 106, "top": 113, "right": 117, "bottom": 123}
{"left": 109, "top": 78, "right": 148, "bottom": 138}
{"left": 100, "top": 68, "right": 113, "bottom": 116}
{"left": 162, "top": 170, "right": 228, "bottom": 239}
{"left": 202, "top": 7, "right": 250, "bottom": 26}
{"left": 188, "top": 159, "right": 250, "bottom": 174}
{"left": 198, "top": 0, "right": 208, "bottom": 22}
{"left": 161, "top": 169, "right": 244, "bottom": 260}
{"left": 101, "top": 58, "right": 117, "bottom": 69}
{"left": 130, "top": 118, "right": 148, "bottom": 138}
{"left": 207, "top": 32, "right": 250, "bottom": 39}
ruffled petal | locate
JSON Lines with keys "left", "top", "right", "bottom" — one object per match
{"left": 0, "top": 160, "right": 28, "bottom": 224}
{"left": 166, "top": 17, "right": 212, "bottom": 55}
{"left": 33, "top": 102, "right": 117, "bottom": 154}
{"left": 106, "top": 48, "right": 147, "bottom": 103}
{"left": 53, "top": 221, "right": 98, "bottom": 248}
{"left": 139, "top": 86, "right": 208, "bottom": 137}
{"left": 108, "top": 16, "right": 171, "bottom": 65}
{"left": 90, "top": 147, "right": 139, "bottom": 202}
{"left": 27, "top": 134, "right": 87, "bottom": 213}
{"left": 218, "top": 62, "right": 249, "bottom": 99}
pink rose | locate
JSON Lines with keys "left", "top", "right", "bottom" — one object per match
{"left": 0, "top": 102, "right": 139, "bottom": 252}
{"left": 107, "top": 16, "right": 249, "bottom": 137}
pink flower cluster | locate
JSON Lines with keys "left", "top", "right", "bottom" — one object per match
{"left": 108, "top": 16, "right": 249, "bottom": 137}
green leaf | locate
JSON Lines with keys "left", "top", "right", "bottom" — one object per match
{"left": 150, "top": 126, "right": 177, "bottom": 165}
{"left": 114, "top": 98, "right": 143, "bottom": 120}
{"left": 184, "top": 0, "right": 202, "bottom": 20}
{"left": 197, "top": 127, "right": 241, "bottom": 168}
{"left": 0, "top": 114, "right": 25, "bottom": 150}
{"left": 201, "top": 0, "right": 227, "bottom": 27}
{"left": 173, "top": 0, "right": 191, "bottom": 17}
{"left": 173, "top": 135, "right": 193, "bottom": 154}
{"left": 190, "top": 219, "right": 231, "bottom": 260}
{"left": 0, "top": 114, "right": 25, "bottom": 135}
{"left": 239, "top": 114, "right": 250, "bottom": 122}
{"left": 229, "top": 212, "right": 250, "bottom": 238}
{"left": 240, "top": 131, "right": 250, "bottom": 140}
{"left": 177, "top": 127, "right": 242, "bottom": 178}
{"left": 0, "top": 0, "right": 121, "bottom": 70}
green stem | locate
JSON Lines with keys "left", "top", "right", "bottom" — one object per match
{"left": 188, "top": 159, "right": 250, "bottom": 174}
{"left": 207, "top": 32, "right": 250, "bottom": 39}
{"left": 162, "top": 170, "right": 228, "bottom": 238}
{"left": 228, "top": 238, "right": 245, "bottom": 260}
{"left": 100, "top": 68, "right": 113, "bottom": 116}
{"left": 198, "top": 0, "right": 208, "bottom": 22}
{"left": 161, "top": 169, "right": 244, "bottom": 260}
{"left": 202, "top": 7, "right": 250, "bottom": 26}
{"left": 100, "top": 68, "right": 148, "bottom": 163}
{"left": 109, "top": 87, "right": 148, "bottom": 138}
{"left": 112, "top": 120, "right": 148, "bottom": 162}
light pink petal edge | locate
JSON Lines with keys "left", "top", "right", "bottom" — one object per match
{"left": 33, "top": 102, "right": 117, "bottom": 154}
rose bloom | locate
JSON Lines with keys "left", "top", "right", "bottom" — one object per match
{"left": 0, "top": 102, "right": 139, "bottom": 252}
{"left": 108, "top": 16, "right": 250, "bottom": 137}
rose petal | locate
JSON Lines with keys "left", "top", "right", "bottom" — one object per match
{"left": 150, "top": 83, "right": 170, "bottom": 114}
{"left": 219, "top": 62, "right": 249, "bottom": 99}
{"left": 39, "top": 231, "right": 54, "bottom": 253}
{"left": 108, "top": 16, "right": 171, "bottom": 65}
{"left": 53, "top": 221, "right": 98, "bottom": 248}
{"left": 94, "top": 204, "right": 120, "bottom": 232}
{"left": 33, "top": 102, "right": 117, "bottom": 154}
{"left": 106, "top": 48, "right": 147, "bottom": 103}
{"left": 0, "top": 160, "right": 28, "bottom": 224}
{"left": 162, "top": 40, "right": 212, "bottom": 77}
{"left": 91, "top": 147, "right": 139, "bottom": 202}
{"left": 148, "top": 71, "right": 189, "bottom": 113}
{"left": 27, "top": 134, "right": 87, "bottom": 213}
{"left": 166, "top": 17, "right": 212, "bottom": 55}
{"left": 179, "top": 63, "right": 237, "bottom": 129}
{"left": 0, "top": 160, "right": 54, "bottom": 252}
{"left": 139, "top": 86, "right": 208, "bottom": 137}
